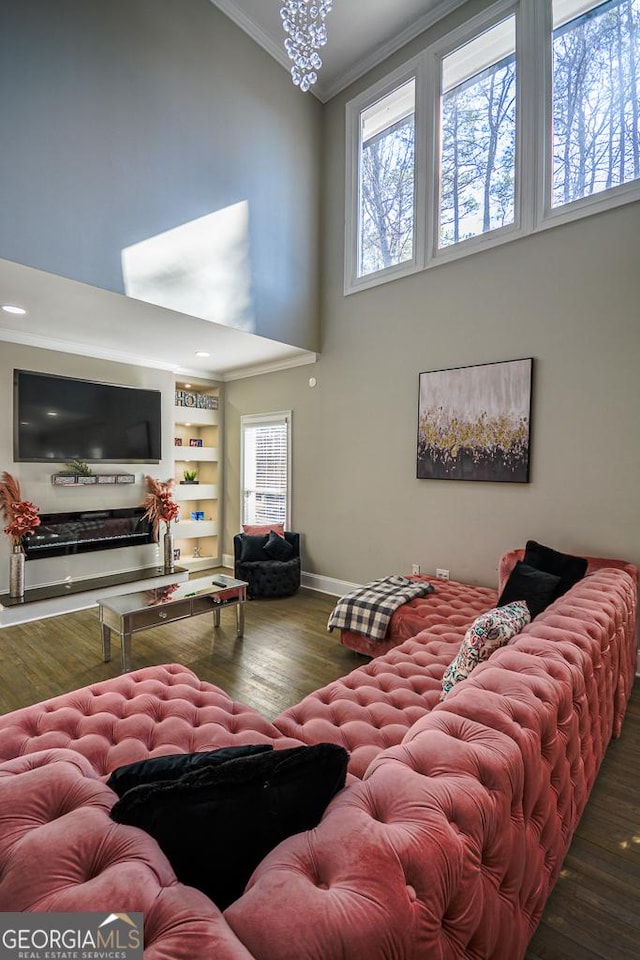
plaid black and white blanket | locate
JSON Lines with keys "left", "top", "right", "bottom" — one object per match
{"left": 327, "top": 576, "right": 435, "bottom": 642}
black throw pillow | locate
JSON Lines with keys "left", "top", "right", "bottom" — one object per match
{"left": 239, "top": 533, "right": 269, "bottom": 563}
{"left": 263, "top": 530, "right": 294, "bottom": 561}
{"left": 498, "top": 561, "right": 562, "bottom": 619}
{"left": 110, "top": 742, "right": 349, "bottom": 910}
{"left": 106, "top": 744, "right": 272, "bottom": 797}
{"left": 524, "top": 539, "right": 588, "bottom": 598}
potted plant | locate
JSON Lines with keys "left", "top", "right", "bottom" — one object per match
{"left": 181, "top": 469, "right": 199, "bottom": 484}
{"left": 68, "top": 459, "right": 97, "bottom": 484}
{"left": 0, "top": 472, "right": 41, "bottom": 598}
{"left": 141, "top": 476, "right": 180, "bottom": 573}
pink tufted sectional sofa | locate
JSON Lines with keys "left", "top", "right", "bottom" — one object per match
{"left": 0, "top": 550, "right": 637, "bottom": 959}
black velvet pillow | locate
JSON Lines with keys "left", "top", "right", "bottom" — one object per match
{"left": 498, "top": 561, "right": 562, "bottom": 619}
{"left": 239, "top": 533, "right": 269, "bottom": 563}
{"left": 524, "top": 539, "right": 588, "bottom": 598}
{"left": 263, "top": 530, "right": 294, "bottom": 561}
{"left": 106, "top": 744, "right": 272, "bottom": 797}
{"left": 110, "top": 742, "right": 349, "bottom": 909}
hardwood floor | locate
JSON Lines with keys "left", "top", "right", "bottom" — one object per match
{"left": 0, "top": 573, "right": 638, "bottom": 959}
{"left": 0, "top": 576, "right": 359, "bottom": 718}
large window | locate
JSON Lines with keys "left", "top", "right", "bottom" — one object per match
{"left": 241, "top": 412, "right": 291, "bottom": 528}
{"left": 358, "top": 79, "right": 416, "bottom": 276}
{"left": 345, "top": 0, "right": 640, "bottom": 293}
{"left": 552, "top": 0, "right": 640, "bottom": 206}
{"left": 439, "top": 16, "right": 517, "bottom": 247}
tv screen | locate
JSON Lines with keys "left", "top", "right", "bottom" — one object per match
{"left": 14, "top": 370, "right": 162, "bottom": 463}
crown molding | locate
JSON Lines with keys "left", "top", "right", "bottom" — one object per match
{"left": 319, "top": 0, "right": 468, "bottom": 101}
{"left": 222, "top": 351, "right": 317, "bottom": 381}
{"left": 210, "top": 0, "right": 313, "bottom": 91}
{"left": 0, "top": 325, "right": 316, "bottom": 382}
{"left": 210, "top": 0, "right": 467, "bottom": 104}
{"left": 0, "top": 327, "right": 192, "bottom": 373}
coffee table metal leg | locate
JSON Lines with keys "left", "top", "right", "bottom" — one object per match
{"left": 236, "top": 600, "right": 244, "bottom": 638}
{"left": 101, "top": 623, "right": 111, "bottom": 662}
{"left": 121, "top": 632, "right": 132, "bottom": 672}
{"left": 213, "top": 607, "right": 220, "bottom": 628}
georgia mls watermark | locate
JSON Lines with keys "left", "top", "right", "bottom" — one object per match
{"left": 0, "top": 913, "right": 143, "bottom": 960}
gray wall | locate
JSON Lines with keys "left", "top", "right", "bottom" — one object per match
{"left": 0, "top": 0, "right": 321, "bottom": 351}
{"left": 225, "top": 8, "right": 640, "bottom": 589}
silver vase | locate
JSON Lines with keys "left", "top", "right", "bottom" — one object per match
{"left": 9, "top": 546, "right": 25, "bottom": 599}
{"left": 163, "top": 528, "right": 175, "bottom": 573}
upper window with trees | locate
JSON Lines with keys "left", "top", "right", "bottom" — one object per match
{"left": 439, "top": 15, "right": 517, "bottom": 248}
{"left": 359, "top": 79, "right": 416, "bottom": 276}
{"left": 551, "top": 0, "right": 640, "bottom": 206}
{"left": 345, "top": 0, "right": 640, "bottom": 294}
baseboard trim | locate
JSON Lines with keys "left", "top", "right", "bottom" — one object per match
{"left": 221, "top": 556, "right": 359, "bottom": 599}
{"left": 301, "top": 571, "right": 362, "bottom": 598}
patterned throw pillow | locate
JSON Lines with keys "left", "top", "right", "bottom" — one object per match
{"left": 441, "top": 601, "right": 531, "bottom": 698}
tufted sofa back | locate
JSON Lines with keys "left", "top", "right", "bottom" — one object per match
{"left": 498, "top": 548, "right": 638, "bottom": 594}
{"left": 0, "top": 558, "right": 636, "bottom": 960}
{"left": 225, "top": 564, "right": 638, "bottom": 960}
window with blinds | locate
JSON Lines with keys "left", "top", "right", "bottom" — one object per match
{"left": 241, "top": 412, "right": 291, "bottom": 528}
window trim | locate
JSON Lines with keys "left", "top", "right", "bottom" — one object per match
{"left": 344, "top": 0, "right": 640, "bottom": 296}
{"left": 344, "top": 55, "right": 424, "bottom": 295}
{"left": 240, "top": 411, "right": 292, "bottom": 531}
{"left": 427, "top": 0, "right": 524, "bottom": 268}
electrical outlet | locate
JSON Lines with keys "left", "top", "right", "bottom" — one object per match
{"left": 411, "top": 563, "right": 421, "bottom": 575}
{"left": 436, "top": 568, "right": 450, "bottom": 580}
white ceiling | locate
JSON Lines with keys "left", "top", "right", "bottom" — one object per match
{"left": 212, "top": 0, "right": 467, "bottom": 101}
{"left": 0, "top": 258, "right": 316, "bottom": 382}
{"left": 0, "top": 1, "right": 467, "bottom": 381}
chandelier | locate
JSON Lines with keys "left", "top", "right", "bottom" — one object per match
{"left": 280, "top": 1, "right": 334, "bottom": 93}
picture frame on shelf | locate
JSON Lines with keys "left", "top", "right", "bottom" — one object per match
{"left": 189, "top": 438, "right": 203, "bottom": 447}
{"left": 190, "top": 511, "right": 205, "bottom": 521}
{"left": 175, "top": 437, "right": 182, "bottom": 446}
{"left": 173, "top": 548, "right": 181, "bottom": 561}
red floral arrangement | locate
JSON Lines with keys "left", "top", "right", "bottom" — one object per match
{"left": 0, "top": 472, "right": 41, "bottom": 547}
{"left": 142, "top": 476, "right": 179, "bottom": 541}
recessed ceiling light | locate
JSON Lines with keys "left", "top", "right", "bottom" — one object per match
{"left": 184, "top": 383, "right": 192, "bottom": 389}
{"left": 47, "top": 411, "right": 58, "bottom": 417}
{"left": 195, "top": 351, "right": 210, "bottom": 358}
{"left": 1, "top": 304, "right": 27, "bottom": 315}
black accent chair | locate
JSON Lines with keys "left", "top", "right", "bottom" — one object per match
{"left": 234, "top": 532, "right": 301, "bottom": 600}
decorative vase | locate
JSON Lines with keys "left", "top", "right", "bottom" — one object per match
{"left": 9, "top": 545, "right": 25, "bottom": 599}
{"left": 163, "top": 527, "right": 175, "bottom": 574}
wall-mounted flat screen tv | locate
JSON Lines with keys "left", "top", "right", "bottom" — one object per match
{"left": 14, "top": 370, "right": 162, "bottom": 463}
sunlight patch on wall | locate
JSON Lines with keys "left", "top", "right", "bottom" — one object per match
{"left": 121, "top": 202, "right": 255, "bottom": 332}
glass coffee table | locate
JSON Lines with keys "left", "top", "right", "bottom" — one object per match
{"left": 98, "top": 574, "right": 248, "bottom": 672}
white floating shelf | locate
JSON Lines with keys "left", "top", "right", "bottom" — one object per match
{"left": 174, "top": 484, "right": 218, "bottom": 501}
{"left": 174, "top": 406, "right": 220, "bottom": 427}
{"left": 175, "top": 446, "right": 219, "bottom": 462}
{"left": 174, "top": 520, "right": 218, "bottom": 539}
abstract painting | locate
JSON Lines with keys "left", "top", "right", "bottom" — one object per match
{"left": 417, "top": 358, "right": 533, "bottom": 482}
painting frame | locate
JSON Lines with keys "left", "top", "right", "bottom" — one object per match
{"left": 416, "top": 358, "right": 533, "bottom": 483}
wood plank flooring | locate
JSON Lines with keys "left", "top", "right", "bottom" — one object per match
{"left": 0, "top": 572, "right": 638, "bottom": 959}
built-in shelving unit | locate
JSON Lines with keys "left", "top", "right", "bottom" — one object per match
{"left": 173, "top": 379, "right": 222, "bottom": 571}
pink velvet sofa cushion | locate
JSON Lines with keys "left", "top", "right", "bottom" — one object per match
{"left": 0, "top": 663, "right": 300, "bottom": 777}
{"left": 0, "top": 557, "right": 636, "bottom": 960}
{"left": 339, "top": 576, "right": 498, "bottom": 657}
{"left": 227, "top": 564, "right": 638, "bottom": 960}
{"left": 0, "top": 749, "right": 256, "bottom": 959}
